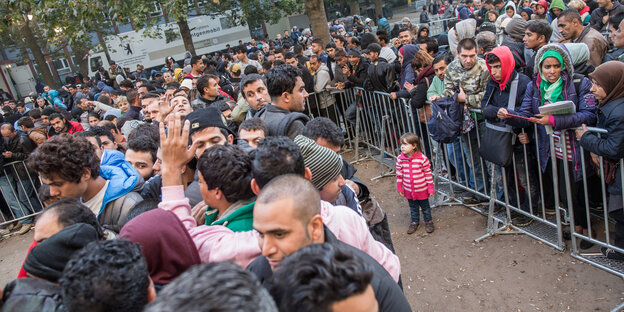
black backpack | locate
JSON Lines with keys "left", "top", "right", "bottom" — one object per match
{"left": 254, "top": 106, "right": 310, "bottom": 137}
{"left": 276, "top": 112, "right": 309, "bottom": 137}
{"left": 427, "top": 94, "right": 464, "bottom": 143}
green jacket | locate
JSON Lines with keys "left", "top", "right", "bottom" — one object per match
{"left": 204, "top": 200, "right": 254, "bottom": 232}
{"left": 426, "top": 76, "right": 445, "bottom": 99}
{"left": 549, "top": 0, "right": 566, "bottom": 15}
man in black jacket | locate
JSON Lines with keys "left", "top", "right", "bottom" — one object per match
{"left": 589, "top": 0, "right": 624, "bottom": 32}
{"left": 256, "top": 65, "right": 310, "bottom": 139}
{"left": 364, "top": 43, "right": 397, "bottom": 93}
{"left": 191, "top": 74, "right": 226, "bottom": 109}
{"left": 247, "top": 175, "right": 411, "bottom": 312}
{"left": 342, "top": 50, "right": 369, "bottom": 89}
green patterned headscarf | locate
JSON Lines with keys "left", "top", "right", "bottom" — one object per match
{"left": 539, "top": 50, "right": 565, "bottom": 106}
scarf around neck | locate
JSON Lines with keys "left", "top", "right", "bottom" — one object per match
{"left": 539, "top": 50, "right": 565, "bottom": 105}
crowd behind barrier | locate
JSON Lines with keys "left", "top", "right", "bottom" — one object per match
{"left": 4, "top": 1, "right": 624, "bottom": 309}
{"left": 303, "top": 86, "right": 624, "bottom": 280}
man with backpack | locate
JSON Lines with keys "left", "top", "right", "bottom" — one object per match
{"left": 256, "top": 65, "right": 310, "bottom": 139}
{"left": 441, "top": 38, "right": 490, "bottom": 204}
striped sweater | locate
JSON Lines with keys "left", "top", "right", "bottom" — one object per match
{"left": 396, "top": 152, "right": 434, "bottom": 200}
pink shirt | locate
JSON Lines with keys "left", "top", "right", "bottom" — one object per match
{"left": 397, "top": 152, "right": 434, "bottom": 200}
{"left": 159, "top": 185, "right": 400, "bottom": 281}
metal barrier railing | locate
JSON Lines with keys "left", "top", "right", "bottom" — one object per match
{"left": 0, "top": 160, "right": 44, "bottom": 231}
{"left": 304, "top": 87, "right": 624, "bottom": 283}
{"left": 561, "top": 127, "right": 624, "bottom": 279}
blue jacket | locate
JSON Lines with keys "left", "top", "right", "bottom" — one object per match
{"left": 456, "top": 5, "right": 472, "bottom": 19}
{"left": 505, "top": 44, "right": 597, "bottom": 182}
{"left": 98, "top": 149, "right": 144, "bottom": 232}
{"left": 580, "top": 97, "right": 624, "bottom": 196}
{"left": 378, "top": 17, "right": 390, "bottom": 33}
{"left": 506, "top": 72, "right": 596, "bottom": 181}
{"left": 399, "top": 45, "right": 419, "bottom": 90}
{"left": 482, "top": 71, "right": 532, "bottom": 123}
{"left": 335, "top": 185, "right": 362, "bottom": 216}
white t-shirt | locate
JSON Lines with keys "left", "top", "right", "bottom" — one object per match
{"left": 83, "top": 180, "right": 109, "bottom": 215}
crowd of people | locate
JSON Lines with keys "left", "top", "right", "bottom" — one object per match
{"left": 0, "top": 0, "right": 623, "bottom": 309}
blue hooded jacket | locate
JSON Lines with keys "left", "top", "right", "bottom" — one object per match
{"left": 400, "top": 45, "right": 420, "bottom": 89}
{"left": 99, "top": 149, "right": 139, "bottom": 215}
{"left": 95, "top": 150, "right": 143, "bottom": 231}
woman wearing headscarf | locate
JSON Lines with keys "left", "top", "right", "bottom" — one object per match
{"left": 499, "top": 44, "right": 597, "bottom": 247}
{"left": 398, "top": 44, "right": 420, "bottom": 89}
{"left": 577, "top": 61, "right": 624, "bottom": 260}
{"left": 520, "top": 7, "right": 534, "bottom": 21}
{"left": 120, "top": 208, "right": 201, "bottom": 292}
{"left": 448, "top": 19, "right": 477, "bottom": 56}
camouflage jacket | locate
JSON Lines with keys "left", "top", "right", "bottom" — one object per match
{"left": 441, "top": 58, "right": 490, "bottom": 110}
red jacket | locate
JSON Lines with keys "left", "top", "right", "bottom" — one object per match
{"left": 46, "top": 120, "right": 84, "bottom": 138}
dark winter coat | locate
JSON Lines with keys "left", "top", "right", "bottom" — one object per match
{"left": 364, "top": 58, "right": 397, "bottom": 93}
{"left": 505, "top": 44, "right": 597, "bottom": 182}
{"left": 580, "top": 97, "right": 624, "bottom": 196}
{"left": 246, "top": 226, "right": 412, "bottom": 312}
{"left": 345, "top": 58, "right": 370, "bottom": 89}
{"left": 1, "top": 278, "right": 63, "bottom": 312}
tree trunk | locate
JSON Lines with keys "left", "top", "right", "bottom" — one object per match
{"left": 21, "top": 20, "right": 57, "bottom": 88}
{"left": 71, "top": 43, "right": 89, "bottom": 76}
{"left": 96, "top": 31, "right": 112, "bottom": 64}
{"left": 161, "top": 5, "right": 169, "bottom": 23}
{"left": 177, "top": 18, "right": 196, "bottom": 56}
{"left": 63, "top": 46, "right": 74, "bottom": 69}
{"left": 305, "top": 0, "right": 331, "bottom": 48}
{"left": 111, "top": 20, "right": 120, "bottom": 34}
{"left": 349, "top": 0, "right": 360, "bottom": 16}
{"left": 193, "top": 0, "right": 202, "bottom": 15}
{"left": 374, "top": 0, "right": 383, "bottom": 19}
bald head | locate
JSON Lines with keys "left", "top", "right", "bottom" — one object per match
{"left": 256, "top": 174, "right": 320, "bottom": 223}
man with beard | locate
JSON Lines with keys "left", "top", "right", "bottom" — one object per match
{"left": 231, "top": 74, "right": 271, "bottom": 122}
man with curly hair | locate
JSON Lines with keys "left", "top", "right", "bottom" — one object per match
{"left": 28, "top": 134, "right": 143, "bottom": 233}
{"left": 60, "top": 239, "right": 156, "bottom": 312}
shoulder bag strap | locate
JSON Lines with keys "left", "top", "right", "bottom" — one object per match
{"left": 507, "top": 75, "right": 519, "bottom": 111}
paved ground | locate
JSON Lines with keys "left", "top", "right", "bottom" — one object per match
{"left": 0, "top": 156, "right": 622, "bottom": 311}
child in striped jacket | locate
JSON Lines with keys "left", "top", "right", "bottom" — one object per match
{"left": 396, "top": 132, "right": 435, "bottom": 234}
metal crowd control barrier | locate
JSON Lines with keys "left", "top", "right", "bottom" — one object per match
{"left": 304, "top": 87, "right": 624, "bottom": 283}
{"left": 0, "top": 161, "right": 44, "bottom": 229}
{"left": 560, "top": 127, "right": 624, "bottom": 279}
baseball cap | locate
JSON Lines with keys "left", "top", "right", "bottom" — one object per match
{"left": 184, "top": 107, "right": 234, "bottom": 137}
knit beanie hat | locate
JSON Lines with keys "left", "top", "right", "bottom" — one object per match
{"left": 505, "top": 17, "right": 529, "bottom": 41}
{"left": 294, "top": 135, "right": 343, "bottom": 190}
{"left": 24, "top": 223, "right": 99, "bottom": 282}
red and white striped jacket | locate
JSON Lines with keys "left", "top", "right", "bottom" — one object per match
{"left": 396, "top": 152, "right": 434, "bottom": 200}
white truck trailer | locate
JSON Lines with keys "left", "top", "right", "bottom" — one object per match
{"left": 88, "top": 15, "right": 251, "bottom": 77}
